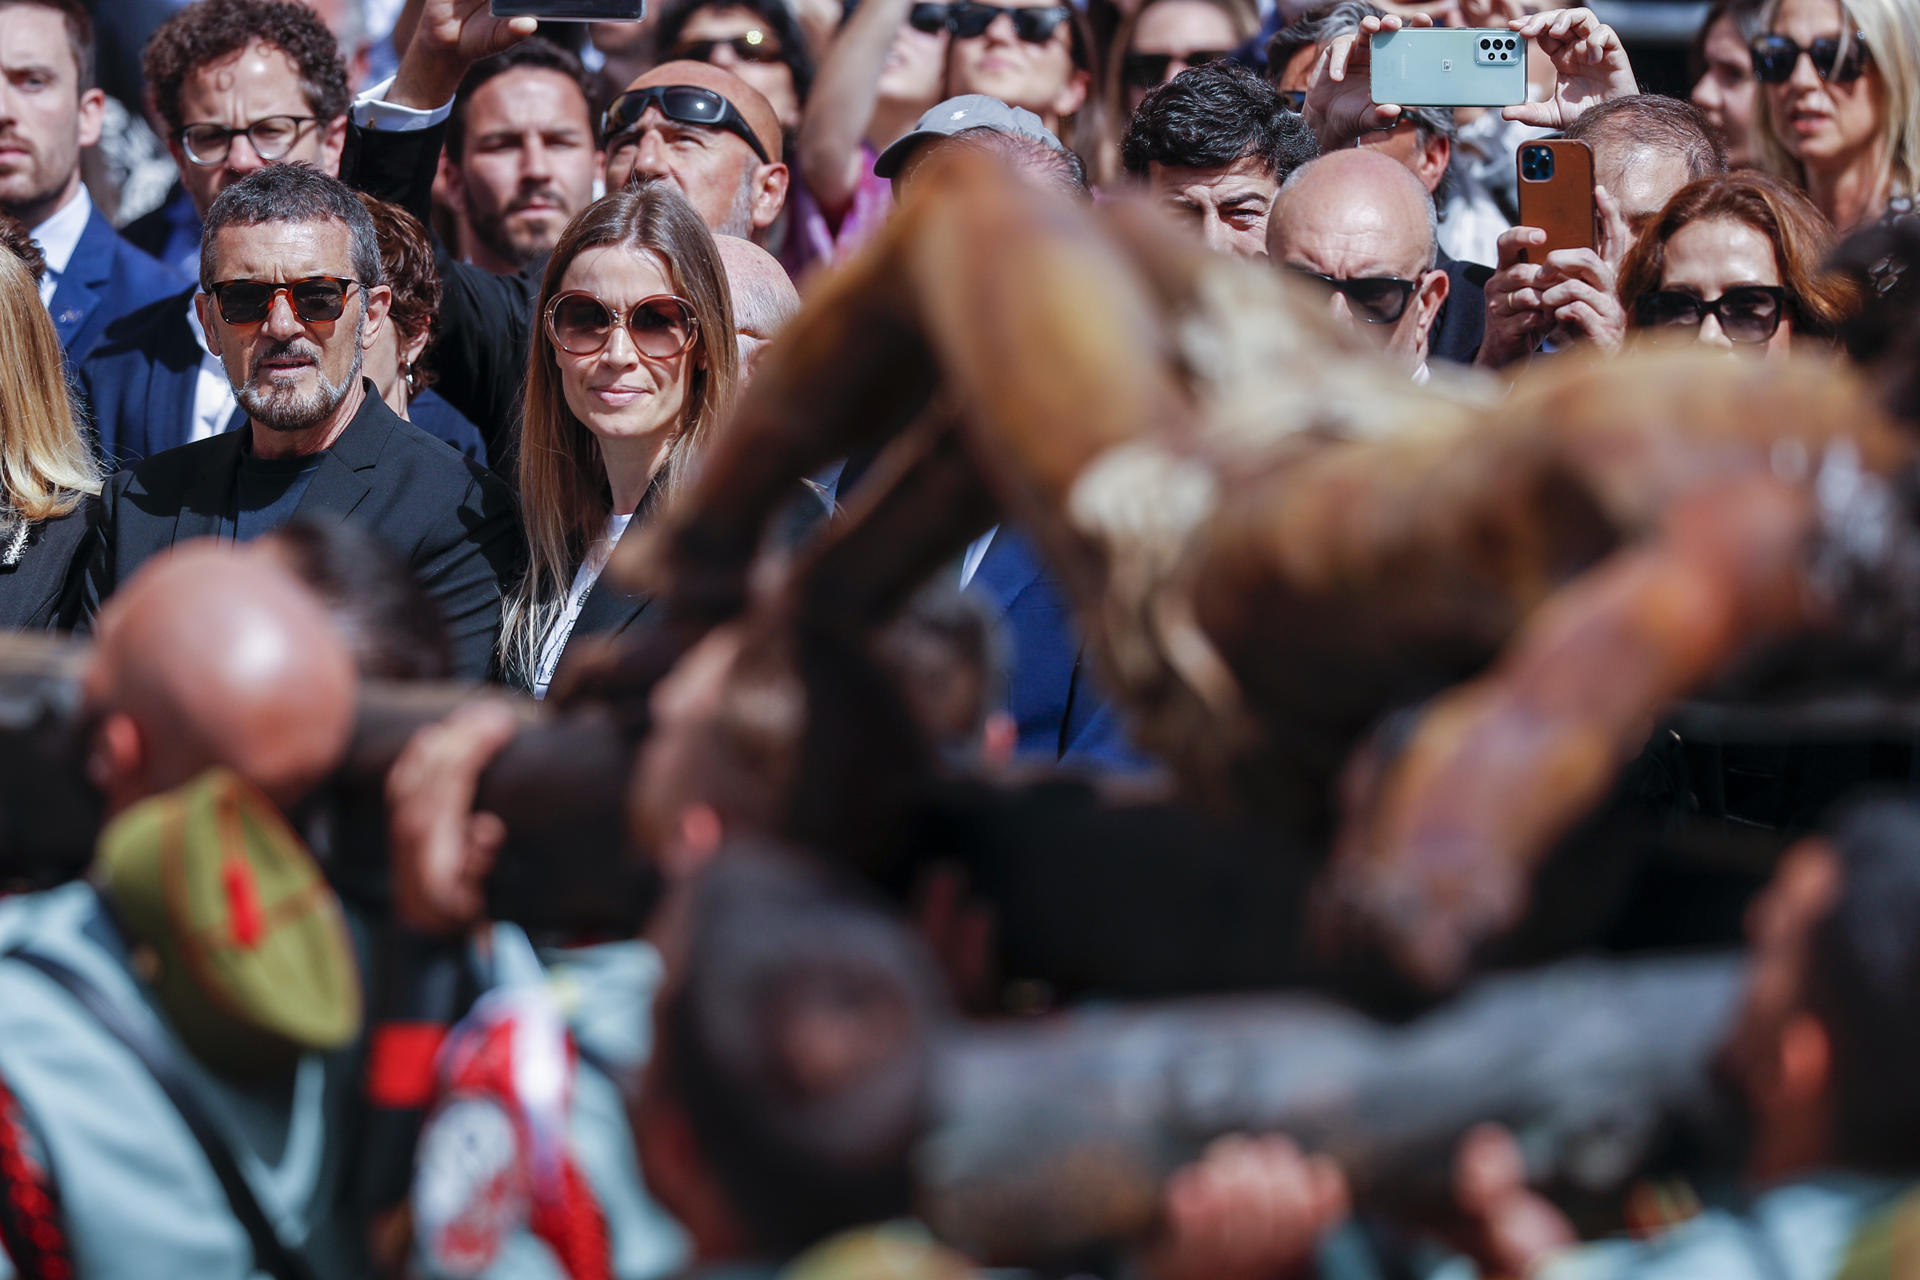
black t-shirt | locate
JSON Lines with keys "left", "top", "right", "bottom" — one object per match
{"left": 220, "top": 447, "right": 324, "bottom": 543}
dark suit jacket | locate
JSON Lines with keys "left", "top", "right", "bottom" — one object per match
{"left": 1429, "top": 251, "right": 1495, "bottom": 368}
{"left": 342, "top": 120, "right": 534, "bottom": 467}
{"left": 83, "top": 385, "right": 522, "bottom": 679}
{"left": 78, "top": 289, "right": 496, "bottom": 471}
{"left": 50, "top": 206, "right": 185, "bottom": 369}
{"left": 968, "top": 527, "right": 1148, "bottom": 771}
{"left": 0, "top": 503, "right": 97, "bottom": 631}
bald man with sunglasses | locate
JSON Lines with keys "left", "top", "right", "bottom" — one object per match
{"left": 339, "top": 0, "right": 789, "bottom": 464}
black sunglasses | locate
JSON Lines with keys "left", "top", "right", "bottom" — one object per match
{"left": 1122, "top": 48, "right": 1231, "bottom": 88}
{"left": 1635, "top": 285, "right": 1792, "bottom": 343}
{"left": 207, "top": 277, "right": 362, "bottom": 325}
{"left": 1749, "top": 31, "right": 1870, "bottom": 83}
{"left": 908, "top": 2, "right": 951, "bottom": 30}
{"left": 603, "top": 84, "right": 772, "bottom": 163}
{"left": 948, "top": 2, "right": 1071, "bottom": 42}
{"left": 1287, "top": 269, "right": 1419, "bottom": 324}
{"left": 670, "top": 31, "right": 787, "bottom": 64}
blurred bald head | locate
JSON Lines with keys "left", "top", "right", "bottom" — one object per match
{"left": 1267, "top": 149, "right": 1449, "bottom": 372}
{"left": 716, "top": 235, "right": 798, "bottom": 383}
{"left": 85, "top": 542, "right": 359, "bottom": 816}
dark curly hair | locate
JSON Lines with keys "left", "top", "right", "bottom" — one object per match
{"left": 143, "top": 0, "right": 350, "bottom": 137}
{"left": 1121, "top": 60, "right": 1317, "bottom": 181}
{"left": 356, "top": 193, "right": 442, "bottom": 397}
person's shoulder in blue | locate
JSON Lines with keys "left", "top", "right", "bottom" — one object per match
{"left": 75, "top": 284, "right": 210, "bottom": 469}
{"left": 49, "top": 193, "right": 187, "bottom": 369}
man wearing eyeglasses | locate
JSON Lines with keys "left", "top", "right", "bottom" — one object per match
{"left": 74, "top": 0, "right": 354, "bottom": 469}
{"left": 0, "top": 0, "right": 182, "bottom": 367}
{"left": 82, "top": 164, "right": 520, "bottom": 682}
{"left": 1267, "top": 149, "right": 1451, "bottom": 380}
{"left": 332, "top": 0, "right": 789, "bottom": 465}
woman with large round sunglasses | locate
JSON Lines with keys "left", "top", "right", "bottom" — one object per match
{"left": 1617, "top": 170, "right": 1860, "bottom": 360}
{"left": 1749, "top": 0, "right": 1920, "bottom": 231}
{"left": 500, "top": 185, "right": 738, "bottom": 696}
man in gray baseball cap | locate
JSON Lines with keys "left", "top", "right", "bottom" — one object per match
{"left": 874, "top": 93, "right": 1088, "bottom": 198}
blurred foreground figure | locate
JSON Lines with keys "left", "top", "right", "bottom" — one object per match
{"left": 627, "top": 150, "right": 1920, "bottom": 997}
{"left": 0, "top": 542, "right": 366, "bottom": 1279}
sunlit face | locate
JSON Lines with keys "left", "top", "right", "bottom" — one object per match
{"left": 171, "top": 42, "right": 345, "bottom": 218}
{"left": 878, "top": 16, "right": 949, "bottom": 111}
{"left": 452, "top": 67, "right": 601, "bottom": 271}
{"left": 1124, "top": 0, "right": 1240, "bottom": 114}
{"left": 0, "top": 2, "right": 103, "bottom": 227}
{"left": 1150, "top": 154, "right": 1276, "bottom": 257}
{"left": 605, "top": 109, "right": 766, "bottom": 238}
{"left": 671, "top": 6, "right": 801, "bottom": 130}
{"left": 550, "top": 245, "right": 700, "bottom": 455}
{"left": 199, "top": 219, "right": 389, "bottom": 435}
{"left": 1651, "top": 215, "right": 1794, "bottom": 358}
{"left": 1764, "top": 0, "right": 1886, "bottom": 174}
{"left": 1693, "top": 13, "right": 1759, "bottom": 169}
{"left": 946, "top": 0, "right": 1088, "bottom": 128}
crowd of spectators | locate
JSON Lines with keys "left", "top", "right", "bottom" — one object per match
{"left": 3, "top": 0, "right": 1920, "bottom": 1274}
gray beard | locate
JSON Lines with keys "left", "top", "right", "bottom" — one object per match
{"left": 718, "top": 166, "right": 759, "bottom": 239}
{"left": 239, "top": 334, "right": 364, "bottom": 434}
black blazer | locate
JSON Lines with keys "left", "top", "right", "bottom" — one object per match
{"left": 1430, "top": 250, "right": 1495, "bottom": 367}
{"left": 82, "top": 386, "right": 523, "bottom": 679}
{"left": 342, "top": 120, "right": 535, "bottom": 467}
{"left": 0, "top": 502, "right": 97, "bottom": 631}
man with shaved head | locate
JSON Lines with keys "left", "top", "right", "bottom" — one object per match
{"left": 716, "top": 234, "right": 799, "bottom": 383}
{"left": 0, "top": 540, "right": 369, "bottom": 1276}
{"left": 83, "top": 540, "right": 358, "bottom": 816}
{"left": 1267, "top": 148, "right": 1450, "bottom": 379}
{"left": 333, "top": 0, "right": 791, "bottom": 460}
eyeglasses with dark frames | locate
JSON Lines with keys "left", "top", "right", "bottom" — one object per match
{"left": 1285, "top": 268, "right": 1420, "bottom": 324}
{"left": 177, "top": 116, "right": 319, "bottom": 167}
{"left": 545, "top": 291, "right": 701, "bottom": 359}
{"left": 1748, "top": 30, "right": 1870, "bottom": 83}
{"left": 206, "top": 277, "right": 364, "bottom": 325}
{"left": 947, "top": 3, "right": 1072, "bottom": 42}
{"left": 602, "top": 84, "right": 772, "bottom": 163}
{"left": 1634, "top": 285, "right": 1793, "bottom": 344}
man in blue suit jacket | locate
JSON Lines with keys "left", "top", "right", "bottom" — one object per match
{"left": 964, "top": 525, "right": 1151, "bottom": 771}
{"left": 2, "top": 0, "right": 184, "bottom": 367}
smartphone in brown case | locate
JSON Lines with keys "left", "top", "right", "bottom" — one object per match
{"left": 1516, "top": 139, "right": 1595, "bottom": 262}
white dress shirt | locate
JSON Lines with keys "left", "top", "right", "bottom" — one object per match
{"left": 351, "top": 75, "right": 455, "bottom": 130}
{"left": 183, "top": 293, "right": 240, "bottom": 443}
{"left": 28, "top": 184, "right": 93, "bottom": 309}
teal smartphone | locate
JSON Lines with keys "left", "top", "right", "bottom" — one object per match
{"left": 1369, "top": 28, "right": 1527, "bottom": 108}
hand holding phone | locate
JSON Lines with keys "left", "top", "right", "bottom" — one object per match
{"left": 1304, "top": 11, "right": 1434, "bottom": 149}
{"left": 1368, "top": 27, "right": 1527, "bottom": 108}
{"left": 1515, "top": 139, "right": 1594, "bottom": 261}
{"left": 1499, "top": 7, "right": 1638, "bottom": 128}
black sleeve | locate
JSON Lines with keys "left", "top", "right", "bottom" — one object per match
{"left": 342, "top": 119, "right": 535, "bottom": 466}
{"left": 414, "top": 467, "right": 525, "bottom": 681}
{"left": 46, "top": 499, "right": 101, "bottom": 632}
{"left": 76, "top": 474, "right": 128, "bottom": 633}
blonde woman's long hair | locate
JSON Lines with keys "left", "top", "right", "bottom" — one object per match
{"left": 1753, "top": 0, "right": 1920, "bottom": 214}
{"left": 499, "top": 184, "right": 738, "bottom": 687}
{"left": 0, "top": 248, "right": 101, "bottom": 522}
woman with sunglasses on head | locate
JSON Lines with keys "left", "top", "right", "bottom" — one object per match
{"left": 1617, "top": 170, "right": 1860, "bottom": 359}
{"left": 1749, "top": 0, "right": 1920, "bottom": 231}
{"left": 798, "top": 0, "right": 951, "bottom": 249}
{"left": 945, "top": 0, "right": 1096, "bottom": 148}
{"left": 502, "top": 184, "right": 737, "bottom": 696}
{"left": 0, "top": 226, "right": 102, "bottom": 630}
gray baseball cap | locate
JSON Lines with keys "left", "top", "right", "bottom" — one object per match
{"left": 873, "top": 94, "right": 1068, "bottom": 179}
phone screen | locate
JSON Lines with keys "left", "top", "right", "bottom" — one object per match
{"left": 491, "top": 0, "right": 645, "bottom": 20}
